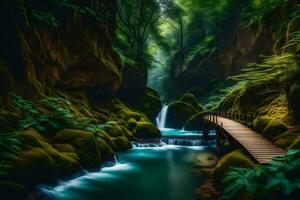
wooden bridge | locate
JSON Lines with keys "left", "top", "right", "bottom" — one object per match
{"left": 204, "top": 112, "right": 286, "bottom": 164}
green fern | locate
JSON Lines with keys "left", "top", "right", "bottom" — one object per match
{"left": 0, "top": 132, "right": 21, "bottom": 176}
{"left": 223, "top": 149, "right": 300, "bottom": 200}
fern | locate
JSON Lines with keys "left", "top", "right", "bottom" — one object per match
{"left": 223, "top": 149, "right": 300, "bottom": 200}
{"left": 0, "top": 132, "right": 21, "bottom": 176}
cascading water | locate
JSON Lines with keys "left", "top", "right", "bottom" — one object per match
{"left": 156, "top": 105, "right": 169, "bottom": 129}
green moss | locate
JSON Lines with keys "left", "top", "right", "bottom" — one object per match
{"left": 53, "top": 129, "right": 100, "bottom": 170}
{"left": 96, "top": 130, "right": 117, "bottom": 151}
{"left": 273, "top": 128, "right": 300, "bottom": 149}
{"left": 113, "top": 136, "right": 132, "bottom": 152}
{"left": 214, "top": 150, "right": 255, "bottom": 178}
{"left": 180, "top": 93, "right": 203, "bottom": 112}
{"left": 254, "top": 117, "right": 273, "bottom": 133}
{"left": 126, "top": 118, "right": 138, "bottom": 131}
{"left": 103, "top": 123, "right": 124, "bottom": 138}
{"left": 96, "top": 138, "right": 115, "bottom": 161}
{"left": 134, "top": 122, "right": 161, "bottom": 139}
{"left": 288, "top": 81, "right": 300, "bottom": 119}
{"left": 262, "top": 119, "right": 288, "bottom": 140}
{"left": 53, "top": 144, "right": 76, "bottom": 153}
{"left": 121, "top": 126, "right": 136, "bottom": 141}
{"left": 184, "top": 112, "right": 207, "bottom": 131}
{"left": 0, "top": 181, "right": 28, "bottom": 200}
{"left": 136, "top": 90, "right": 162, "bottom": 121}
{"left": 288, "top": 137, "right": 300, "bottom": 149}
{"left": 118, "top": 110, "right": 141, "bottom": 121}
{"left": 167, "top": 101, "right": 198, "bottom": 129}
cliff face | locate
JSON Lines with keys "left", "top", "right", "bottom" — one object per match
{"left": 0, "top": 0, "right": 122, "bottom": 102}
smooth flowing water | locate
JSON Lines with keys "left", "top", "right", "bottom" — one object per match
{"left": 40, "top": 129, "right": 216, "bottom": 200}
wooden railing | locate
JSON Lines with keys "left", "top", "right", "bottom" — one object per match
{"left": 206, "top": 111, "right": 258, "bottom": 129}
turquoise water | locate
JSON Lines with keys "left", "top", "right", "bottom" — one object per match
{"left": 40, "top": 129, "right": 216, "bottom": 200}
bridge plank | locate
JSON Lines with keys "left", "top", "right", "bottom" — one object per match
{"left": 205, "top": 115, "right": 286, "bottom": 164}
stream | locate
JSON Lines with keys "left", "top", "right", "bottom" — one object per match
{"left": 40, "top": 107, "right": 217, "bottom": 200}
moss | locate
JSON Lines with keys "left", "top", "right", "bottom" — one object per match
{"left": 118, "top": 109, "right": 141, "bottom": 121}
{"left": 96, "top": 138, "right": 115, "bottom": 161}
{"left": 0, "top": 181, "right": 28, "bottom": 200}
{"left": 254, "top": 117, "right": 273, "bottom": 133}
{"left": 113, "top": 136, "right": 132, "bottom": 152}
{"left": 180, "top": 92, "right": 203, "bottom": 111}
{"left": 288, "top": 137, "right": 300, "bottom": 149}
{"left": 184, "top": 112, "right": 207, "bottom": 131}
{"left": 121, "top": 126, "right": 136, "bottom": 140}
{"left": 53, "top": 129, "right": 100, "bottom": 170}
{"left": 96, "top": 130, "right": 117, "bottom": 151}
{"left": 288, "top": 81, "right": 300, "bottom": 119}
{"left": 134, "top": 122, "right": 161, "bottom": 139}
{"left": 103, "top": 123, "right": 124, "bottom": 138}
{"left": 214, "top": 150, "right": 255, "bottom": 178}
{"left": 273, "top": 128, "right": 300, "bottom": 149}
{"left": 53, "top": 144, "right": 76, "bottom": 153}
{"left": 262, "top": 119, "right": 288, "bottom": 140}
{"left": 167, "top": 101, "right": 198, "bottom": 129}
{"left": 126, "top": 118, "right": 138, "bottom": 131}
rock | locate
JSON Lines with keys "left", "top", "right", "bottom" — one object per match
{"left": 96, "top": 130, "right": 117, "bottom": 151}
{"left": 184, "top": 112, "right": 206, "bottom": 131}
{"left": 53, "top": 129, "right": 100, "bottom": 170}
{"left": 180, "top": 93, "right": 203, "bottom": 111}
{"left": 214, "top": 150, "right": 255, "bottom": 178}
{"left": 121, "top": 126, "right": 136, "bottom": 140}
{"left": 273, "top": 128, "right": 300, "bottom": 149}
{"left": 288, "top": 81, "right": 300, "bottom": 119}
{"left": 134, "top": 122, "right": 161, "bottom": 139}
{"left": 96, "top": 138, "right": 115, "bottom": 161}
{"left": 288, "top": 137, "right": 300, "bottom": 150}
{"left": 113, "top": 136, "right": 132, "bottom": 151}
{"left": 103, "top": 123, "right": 124, "bottom": 138}
{"left": 118, "top": 109, "right": 142, "bottom": 121}
{"left": 167, "top": 101, "right": 198, "bottom": 129}
{"left": 126, "top": 118, "right": 138, "bottom": 131}
{"left": 135, "top": 88, "right": 162, "bottom": 121}
{"left": 9, "top": 129, "right": 81, "bottom": 187}
{"left": 0, "top": 181, "right": 28, "bottom": 200}
{"left": 262, "top": 119, "right": 288, "bottom": 140}
{"left": 254, "top": 117, "right": 273, "bottom": 133}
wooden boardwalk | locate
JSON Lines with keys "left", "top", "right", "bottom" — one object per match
{"left": 205, "top": 115, "right": 286, "bottom": 164}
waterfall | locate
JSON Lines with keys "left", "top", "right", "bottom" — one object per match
{"left": 156, "top": 105, "right": 169, "bottom": 129}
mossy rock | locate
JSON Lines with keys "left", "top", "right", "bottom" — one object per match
{"left": 113, "top": 136, "right": 132, "bottom": 152}
{"left": 288, "top": 81, "right": 300, "bottom": 119}
{"left": 53, "top": 129, "right": 100, "bottom": 170}
{"left": 214, "top": 150, "right": 255, "bottom": 178}
{"left": 134, "top": 122, "right": 161, "bottom": 139}
{"left": 118, "top": 109, "right": 142, "bottom": 121}
{"left": 0, "top": 181, "right": 28, "bottom": 200}
{"left": 121, "top": 126, "right": 136, "bottom": 141}
{"left": 288, "top": 137, "right": 300, "bottom": 149}
{"left": 273, "top": 128, "right": 300, "bottom": 149}
{"left": 103, "top": 123, "right": 124, "bottom": 138}
{"left": 96, "top": 138, "right": 115, "bottom": 161}
{"left": 136, "top": 88, "right": 162, "bottom": 121}
{"left": 180, "top": 93, "right": 203, "bottom": 112}
{"left": 254, "top": 117, "right": 273, "bottom": 133}
{"left": 126, "top": 118, "right": 138, "bottom": 131}
{"left": 167, "top": 101, "right": 198, "bottom": 129}
{"left": 8, "top": 147, "right": 58, "bottom": 187}
{"left": 184, "top": 112, "right": 207, "bottom": 131}
{"left": 262, "top": 119, "right": 288, "bottom": 140}
{"left": 96, "top": 130, "right": 117, "bottom": 151}
{"left": 53, "top": 144, "right": 76, "bottom": 153}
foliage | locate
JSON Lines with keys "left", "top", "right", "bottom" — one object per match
{"left": 230, "top": 53, "right": 298, "bottom": 85}
{"left": 242, "top": 0, "right": 288, "bottom": 26}
{"left": 0, "top": 132, "right": 21, "bottom": 176}
{"left": 223, "top": 149, "right": 300, "bottom": 200}
{"left": 14, "top": 95, "right": 114, "bottom": 134}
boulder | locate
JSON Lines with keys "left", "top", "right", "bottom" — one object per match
{"left": 273, "top": 128, "right": 300, "bottom": 149}
{"left": 113, "top": 136, "right": 132, "bottom": 152}
{"left": 103, "top": 122, "right": 124, "bottom": 138}
{"left": 262, "top": 119, "right": 288, "bottom": 140}
{"left": 214, "top": 150, "right": 255, "bottom": 178}
{"left": 288, "top": 81, "right": 300, "bottom": 119}
{"left": 9, "top": 129, "right": 81, "bottom": 187}
{"left": 254, "top": 117, "right": 273, "bottom": 133}
{"left": 180, "top": 93, "right": 203, "bottom": 112}
{"left": 96, "top": 138, "right": 115, "bottom": 161}
{"left": 0, "top": 181, "right": 28, "bottom": 200}
{"left": 184, "top": 112, "right": 206, "bottom": 131}
{"left": 134, "top": 122, "right": 161, "bottom": 139}
{"left": 96, "top": 130, "right": 117, "bottom": 151}
{"left": 167, "top": 101, "right": 198, "bottom": 129}
{"left": 53, "top": 129, "right": 100, "bottom": 170}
